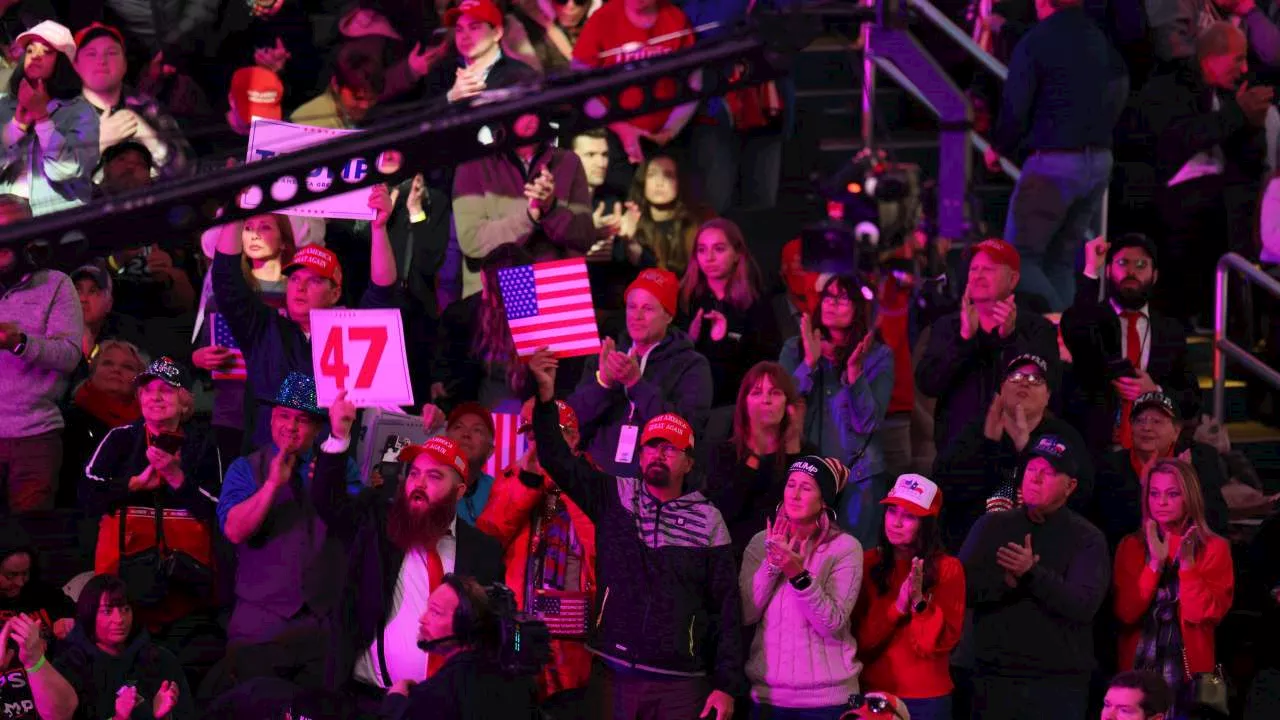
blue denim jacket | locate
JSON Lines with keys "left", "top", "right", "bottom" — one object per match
{"left": 778, "top": 336, "right": 894, "bottom": 482}
{"left": 0, "top": 95, "right": 99, "bottom": 215}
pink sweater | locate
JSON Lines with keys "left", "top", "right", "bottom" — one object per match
{"left": 740, "top": 529, "right": 863, "bottom": 708}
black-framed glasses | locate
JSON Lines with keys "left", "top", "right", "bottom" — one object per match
{"left": 847, "top": 694, "right": 906, "bottom": 719}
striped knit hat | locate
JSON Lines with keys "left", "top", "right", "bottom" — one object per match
{"left": 787, "top": 456, "right": 850, "bottom": 509}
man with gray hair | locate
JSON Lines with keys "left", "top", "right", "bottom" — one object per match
{"left": 0, "top": 194, "right": 84, "bottom": 512}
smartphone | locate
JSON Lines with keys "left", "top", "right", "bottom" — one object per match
{"left": 153, "top": 432, "right": 185, "bottom": 454}
{"left": 1106, "top": 357, "right": 1138, "bottom": 380}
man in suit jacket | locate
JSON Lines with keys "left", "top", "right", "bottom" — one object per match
{"left": 312, "top": 394, "right": 505, "bottom": 713}
{"left": 1060, "top": 233, "right": 1199, "bottom": 459}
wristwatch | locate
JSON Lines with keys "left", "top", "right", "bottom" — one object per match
{"left": 788, "top": 570, "right": 813, "bottom": 591}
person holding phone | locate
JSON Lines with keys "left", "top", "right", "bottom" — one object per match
{"left": 739, "top": 455, "right": 861, "bottom": 719}
{"left": 1113, "top": 459, "right": 1233, "bottom": 718}
{"left": 852, "top": 474, "right": 964, "bottom": 720}
{"left": 81, "top": 357, "right": 222, "bottom": 636}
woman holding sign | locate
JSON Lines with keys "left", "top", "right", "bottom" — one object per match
{"left": 852, "top": 474, "right": 964, "bottom": 720}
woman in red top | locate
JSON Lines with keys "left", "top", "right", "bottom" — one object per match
{"left": 852, "top": 473, "right": 965, "bottom": 720}
{"left": 1114, "top": 458, "right": 1234, "bottom": 718}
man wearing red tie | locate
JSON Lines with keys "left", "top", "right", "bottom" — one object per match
{"left": 313, "top": 392, "right": 505, "bottom": 714}
{"left": 1060, "top": 233, "right": 1198, "bottom": 459}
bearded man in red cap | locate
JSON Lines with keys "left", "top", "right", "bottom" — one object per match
{"left": 567, "top": 267, "right": 712, "bottom": 477}
{"left": 528, "top": 348, "right": 742, "bottom": 720}
{"left": 312, "top": 391, "right": 504, "bottom": 714}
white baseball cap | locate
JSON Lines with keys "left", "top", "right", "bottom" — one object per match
{"left": 16, "top": 20, "right": 77, "bottom": 61}
{"left": 881, "top": 473, "right": 942, "bottom": 517}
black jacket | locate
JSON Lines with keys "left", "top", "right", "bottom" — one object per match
{"left": 1125, "top": 64, "right": 1268, "bottom": 188}
{"left": 312, "top": 448, "right": 505, "bottom": 689}
{"left": 678, "top": 292, "right": 783, "bottom": 409}
{"left": 917, "top": 302, "right": 1060, "bottom": 451}
{"left": 1088, "top": 443, "right": 1230, "bottom": 549}
{"left": 81, "top": 419, "right": 223, "bottom": 522}
{"left": 1060, "top": 274, "right": 1200, "bottom": 457}
{"left": 532, "top": 398, "right": 746, "bottom": 695}
{"left": 55, "top": 627, "right": 194, "bottom": 720}
{"left": 933, "top": 414, "right": 1093, "bottom": 550}
{"left": 380, "top": 650, "right": 539, "bottom": 720}
{"left": 703, "top": 441, "right": 817, "bottom": 560}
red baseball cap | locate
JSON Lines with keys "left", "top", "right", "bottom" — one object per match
{"left": 229, "top": 66, "right": 284, "bottom": 125}
{"left": 968, "top": 238, "right": 1021, "bottom": 273}
{"left": 517, "top": 398, "right": 579, "bottom": 434}
{"left": 881, "top": 473, "right": 943, "bottom": 517}
{"left": 445, "top": 0, "right": 504, "bottom": 28}
{"left": 447, "top": 401, "right": 496, "bottom": 436}
{"left": 640, "top": 413, "right": 694, "bottom": 452}
{"left": 74, "top": 22, "right": 125, "bottom": 51}
{"left": 399, "top": 436, "right": 470, "bottom": 482}
{"left": 625, "top": 268, "right": 679, "bottom": 317}
{"left": 283, "top": 245, "right": 344, "bottom": 286}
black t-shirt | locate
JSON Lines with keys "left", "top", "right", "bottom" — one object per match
{"left": 0, "top": 585, "right": 75, "bottom": 720}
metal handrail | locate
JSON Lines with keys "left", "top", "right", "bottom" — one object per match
{"left": 871, "top": 57, "right": 1020, "bottom": 180}
{"left": 1212, "top": 253, "right": 1280, "bottom": 423}
{"left": 905, "top": 0, "right": 1008, "bottom": 81}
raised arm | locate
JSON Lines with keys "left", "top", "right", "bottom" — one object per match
{"left": 218, "top": 456, "right": 289, "bottom": 545}
{"left": 739, "top": 532, "right": 786, "bottom": 626}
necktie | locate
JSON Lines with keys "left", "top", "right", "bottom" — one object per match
{"left": 1117, "top": 310, "right": 1144, "bottom": 448}
{"left": 425, "top": 547, "right": 446, "bottom": 678}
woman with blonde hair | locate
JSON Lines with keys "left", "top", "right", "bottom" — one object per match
{"left": 59, "top": 340, "right": 147, "bottom": 508}
{"left": 679, "top": 218, "right": 782, "bottom": 408}
{"left": 1113, "top": 458, "right": 1234, "bottom": 719}
{"left": 740, "top": 456, "right": 863, "bottom": 719}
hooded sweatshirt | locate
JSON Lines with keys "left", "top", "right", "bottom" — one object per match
{"left": 53, "top": 626, "right": 193, "bottom": 720}
{"left": 0, "top": 523, "right": 75, "bottom": 720}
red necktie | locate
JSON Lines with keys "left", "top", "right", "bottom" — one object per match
{"left": 1117, "top": 311, "right": 1144, "bottom": 448}
{"left": 425, "top": 547, "right": 446, "bottom": 678}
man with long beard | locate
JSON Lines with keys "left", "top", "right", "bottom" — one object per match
{"left": 312, "top": 392, "right": 504, "bottom": 715}
{"left": 1061, "top": 233, "right": 1198, "bottom": 458}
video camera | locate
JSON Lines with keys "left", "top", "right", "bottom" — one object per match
{"left": 485, "top": 583, "right": 553, "bottom": 678}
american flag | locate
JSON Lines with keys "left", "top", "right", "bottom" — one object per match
{"left": 210, "top": 313, "right": 247, "bottom": 381}
{"left": 498, "top": 259, "right": 601, "bottom": 358}
{"left": 484, "top": 413, "right": 527, "bottom": 478}
{"left": 531, "top": 590, "right": 590, "bottom": 638}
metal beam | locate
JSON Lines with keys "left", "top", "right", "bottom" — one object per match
{"left": 2, "top": 30, "right": 790, "bottom": 264}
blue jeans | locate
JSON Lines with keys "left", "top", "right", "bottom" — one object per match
{"left": 750, "top": 703, "right": 850, "bottom": 720}
{"left": 689, "top": 105, "right": 784, "bottom": 213}
{"left": 1002, "top": 148, "right": 1113, "bottom": 312}
{"left": 902, "top": 695, "right": 952, "bottom": 720}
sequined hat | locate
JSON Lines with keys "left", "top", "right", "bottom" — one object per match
{"left": 265, "top": 372, "right": 324, "bottom": 417}
{"left": 134, "top": 356, "right": 193, "bottom": 391}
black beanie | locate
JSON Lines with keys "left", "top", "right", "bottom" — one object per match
{"left": 787, "top": 455, "right": 851, "bottom": 509}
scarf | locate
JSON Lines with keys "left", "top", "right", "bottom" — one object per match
{"left": 1133, "top": 555, "right": 1191, "bottom": 719}
{"left": 74, "top": 383, "right": 142, "bottom": 428}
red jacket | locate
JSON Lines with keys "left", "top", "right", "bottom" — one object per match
{"left": 475, "top": 464, "right": 597, "bottom": 699}
{"left": 852, "top": 549, "right": 965, "bottom": 699}
{"left": 1113, "top": 531, "right": 1234, "bottom": 674}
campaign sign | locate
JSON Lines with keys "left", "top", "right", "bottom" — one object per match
{"left": 310, "top": 308, "right": 413, "bottom": 408}
{"left": 244, "top": 118, "right": 375, "bottom": 221}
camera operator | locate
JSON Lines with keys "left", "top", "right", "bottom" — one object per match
{"left": 380, "top": 574, "right": 539, "bottom": 720}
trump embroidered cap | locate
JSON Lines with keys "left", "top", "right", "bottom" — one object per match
{"left": 1004, "top": 353, "right": 1049, "bottom": 379}
{"left": 445, "top": 0, "right": 504, "bottom": 28}
{"left": 399, "top": 436, "right": 470, "bottom": 482}
{"left": 1026, "top": 434, "right": 1080, "bottom": 479}
{"left": 640, "top": 413, "right": 694, "bottom": 452}
{"left": 625, "top": 268, "right": 679, "bottom": 317}
{"left": 283, "top": 245, "right": 344, "bottom": 286}
{"left": 881, "top": 473, "right": 942, "bottom": 517}
{"left": 968, "top": 237, "right": 1021, "bottom": 273}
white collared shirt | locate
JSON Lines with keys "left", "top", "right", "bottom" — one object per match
{"left": 353, "top": 518, "right": 458, "bottom": 688}
{"left": 1110, "top": 299, "right": 1151, "bottom": 370}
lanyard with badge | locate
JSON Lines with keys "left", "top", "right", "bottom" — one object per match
{"left": 614, "top": 345, "right": 654, "bottom": 466}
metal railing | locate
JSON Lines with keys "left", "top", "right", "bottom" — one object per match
{"left": 1212, "top": 253, "right": 1280, "bottom": 423}
{"left": 905, "top": 0, "right": 1008, "bottom": 81}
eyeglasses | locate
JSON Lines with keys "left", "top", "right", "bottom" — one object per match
{"left": 847, "top": 694, "right": 906, "bottom": 720}
{"left": 1112, "top": 257, "right": 1151, "bottom": 271}
{"left": 553, "top": 0, "right": 590, "bottom": 6}
{"left": 821, "top": 293, "right": 853, "bottom": 307}
{"left": 1005, "top": 372, "right": 1046, "bottom": 387}
{"left": 641, "top": 443, "right": 686, "bottom": 459}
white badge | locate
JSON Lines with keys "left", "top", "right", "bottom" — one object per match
{"left": 615, "top": 424, "right": 640, "bottom": 465}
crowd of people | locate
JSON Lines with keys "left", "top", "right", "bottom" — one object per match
{"left": 0, "top": 0, "right": 1278, "bottom": 719}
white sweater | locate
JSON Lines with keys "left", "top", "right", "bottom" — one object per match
{"left": 740, "top": 529, "right": 863, "bottom": 709}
